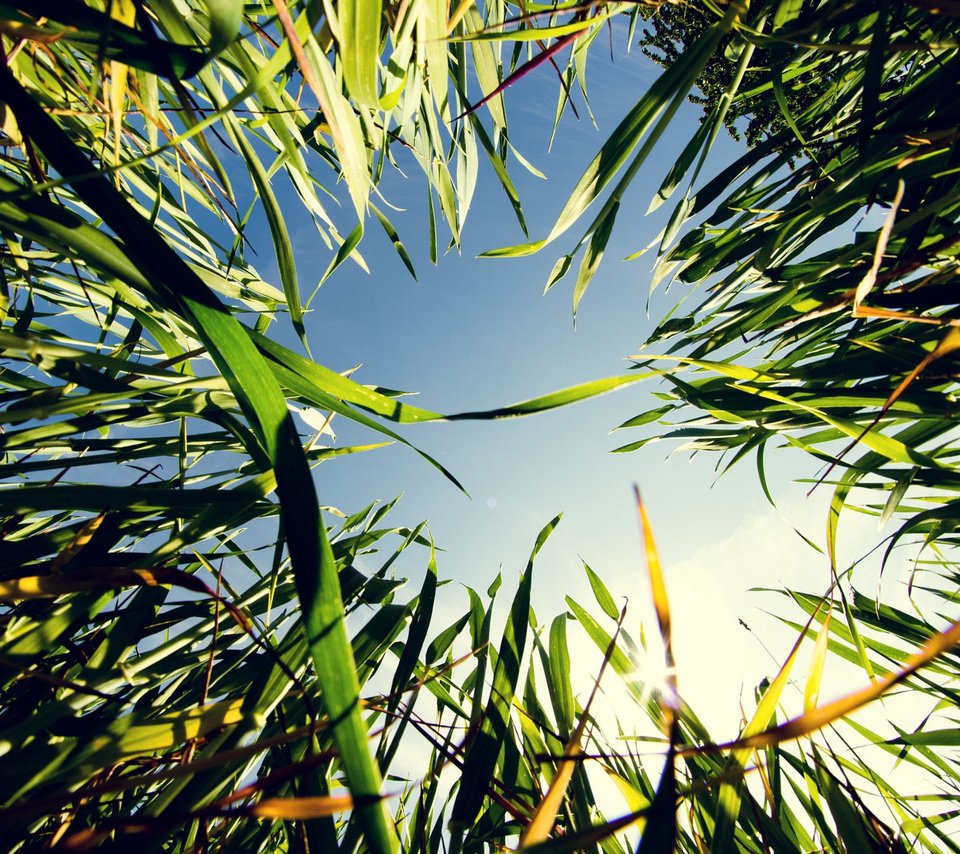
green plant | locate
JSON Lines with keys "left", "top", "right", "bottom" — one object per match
{"left": 0, "top": 2, "right": 503, "bottom": 849}
{"left": 2, "top": 0, "right": 960, "bottom": 851}
{"left": 637, "top": 0, "right": 829, "bottom": 149}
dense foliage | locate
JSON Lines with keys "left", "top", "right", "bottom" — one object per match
{"left": 0, "top": 0, "right": 958, "bottom": 852}
{"left": 638, "top": 0, "right": 828, "bottom": 147}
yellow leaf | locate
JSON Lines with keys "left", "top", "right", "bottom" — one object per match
{"left": 606, "top": 769, "right": 651, "bottom": 813}
{"left": 635, "top": 487, "right": 676, "bottom": 727}
{"left": 695, "top": 617, "right": 960, "bottom": 755}
{"left": 78, "top": 699, "right": 253, "bottom": 769}
{"left": 108, "top": 0, "right": 138, "bottom": 169}
{"left": 519, "top": 604, "right": 627, "bottom": 847}
{"left": 50, "top": 513, "right": 107, "bottom": 572}
{"left": 248, "top": 794, "right": 355, "bottom": 820}
{"left": 805, "top": 607, "right": 832, "bottom": 713}
{"left": 714, "top": 598, "right": 823, "bottom": 841}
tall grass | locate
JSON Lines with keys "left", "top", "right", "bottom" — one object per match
{"left": 1, "top": 1, "right": 959, "bottom": 851}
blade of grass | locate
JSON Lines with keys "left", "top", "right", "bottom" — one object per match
{"left": 690, "top": 616, "right": 960, "bottom": 755}
{"left": 634, "top": 487, "right": 678, "bottom": 853}
{"left": 339, "top": 0, "right": 384, "bottom": 106}
{"left": 449, "top": 514, "right": 561, "bottom": 845}
{"left": 0, "top": 65, "right": 396, "bottom": 853}
{"left": 519, "top": 605, "right": 627, "bottom": 847}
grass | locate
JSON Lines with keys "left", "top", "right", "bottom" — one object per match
{"left": 1, "top": 1, "right": 959, "bottom": 850}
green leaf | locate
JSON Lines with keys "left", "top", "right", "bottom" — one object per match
{"left": 232, "top": 128, "right": 305, "bottom": 348}
{"left": 583, "top": 559, "right": 618, "bottom": 620}
{"left": 449, "top": 514, "right": 561, "bottom": 837}
{"left": 572, "top": 200, "right": 618, "bottom": 319}
{"left": 447, "top": 370, "right": 652, "bottom": 420}
{"left": 547, "top": 614, "right": 574, "bottom": 737}
{"left": 0, "top": 67, "right": 396, "bottom": 853}
{"left": 340, "top": 0, "right": 384, "bottom": 106}
{"left": 204, "top": 0, "right": 243, "bottom": 55}
{"left": 564, "top": 598, "right": 633, "bottom": 681}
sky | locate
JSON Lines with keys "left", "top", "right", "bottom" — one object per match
{"left": 250, "top": 31, "right": 918, "bottom": 741}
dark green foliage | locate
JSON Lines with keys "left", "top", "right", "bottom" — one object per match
{"left": 638, "top": 0, "right": 829, "bottom": 148}
{"left": 3, "top": 0, "right": 960, "bottom": 850}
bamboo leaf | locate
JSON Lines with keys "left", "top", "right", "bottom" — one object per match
{"left": 204, "top": 0, "right": 243, "bottom": 55}
{"left": 449, "top": 514, "right": 561, "bottom": 838}
{"left": 546, "top": 614, "right": 574, "bottom": 738}
{"left": 247, "top": 794, "right": 357, "bottom": 820}
{"left": 0, "top": 64, "right": 395, "bottom": 853}
{"left": 805, "top": 607, "right": 833, "bottom": 713}
{"left": 339, "top": 0, "right": 384, "bottom": 106}
{"left": 520, "top": 605, "right": 626, "bottom": 847}
{"left": 583, "top": 559, "right": 618, "bottom": 620}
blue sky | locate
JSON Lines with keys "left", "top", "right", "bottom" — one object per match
{"left": 253, "top": 32, "right": 895, "bottom": 736}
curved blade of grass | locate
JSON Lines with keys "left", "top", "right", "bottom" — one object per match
{"left": 712, "top": 593, "right": 825, "bottom": 853}
{"left": 449, "top": 514, "right": 561, "bottom": 842}
{"left": 519, "top": 605, "right": 626, "bottom": 847}
{"left": 691, "top": 616, "right": 960, "bottom": 756}
{"left": 447, "top": 370, "right": 652, "bottom": 419}
{"left": 339, "top": 0, "right": 383, "bottom": 107}
{"left": 232, "top": 128, "right": 306, "bottom": 349}
{"left": 0, "top": 66, "right": 396, "bottom": 853}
